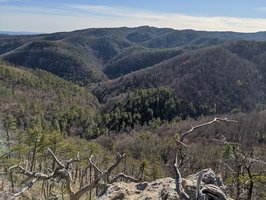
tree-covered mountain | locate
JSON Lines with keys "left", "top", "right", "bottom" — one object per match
{"left": 104, "top": 48, "right": 184, "bottom": 78}
{"left": 1, "top": 27, "right": 266, "bottom": 200}
{"left": 94, "top": 42, "right": 266, "bottom": 117}
{"left": 0, "top": 40, "right": 107, "bottom": 85}
{"left": 0, "top": 61, "right": 100, "bottom": 138}
{"left": 1, "top": 26, "right": 266, "bottom": 85}
{"left": 1, "top": 27, "right": 266, "bottom": 131}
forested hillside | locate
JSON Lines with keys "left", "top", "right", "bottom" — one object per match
{"left": 1, "top": 26, "right": 266, "bottom": 85}
{"left": 94, "top": 43, "right": 264, "bottom": 116}
{"left": 0, "top": 27, "right": 266, "bottom": 199}
{"left": 103, "top": 48, "right": 184, "bottom": 78}
{"left": 1, "top": 40, "right": 107, "bottom": 85}
{"left": 0, "top": 61, "right": 99, "bottom": 138}
{"left": 1, "top": 27, "right": 266, "bottom": 136}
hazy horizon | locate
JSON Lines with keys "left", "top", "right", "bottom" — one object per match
{"left": 2, "top": 26, "right": 266, "bottom": 36}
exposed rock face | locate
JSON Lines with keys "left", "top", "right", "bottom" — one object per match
{"left": 97, "top": 169, "right": 233, "bottom": 200}
{"left": 97, "top": 178, "right": 179, "bottom": 200}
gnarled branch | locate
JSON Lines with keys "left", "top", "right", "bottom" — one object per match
{"left": 106, "top": 152, "right": 125, "bottom": 180}
{"left": 9, "top": 148, "right": 140, "bottom": 200}
{"left": 48, "top": 148, "right": 65, "bottom": 169}
{"left": 173, "top": 153, "right": 190, "bottom": 200}
{"left": 89, "top": 155, "right": 103, "bottom": 174}
{"left": 13, "top": 178, "right": 39, "bottom": 197}
{"left": 180, "top": 117, "right": 238, "bottom": 142}
{"left": 177, "top": 117, "right": 237, "bottom": 168}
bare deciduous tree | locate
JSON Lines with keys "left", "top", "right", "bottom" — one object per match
{"left": 173, "top": 117, "right": 237, "bottom": 200}
{"left": 9, "top": 148, "right": 143, "bottom": 200}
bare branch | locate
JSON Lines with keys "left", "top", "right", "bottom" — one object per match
{"left": 48, "top": 148, "right": 65, "bottom": 169}
{"left": 181, "top": 117, "right": 238, "bottom": 142}
{"left": 74, "top": 179, "right": 102, "bottom": 200}
{"left": 9, "top": 149, "right": 139, "bottom": 200}
{"left": 177, "top": 117, "right": 237, "bottom": 168}
{"left": 106, "top": 152, "right": 125, "bottom": 183}
{"left": 110, "top": 173, "right": 142, "bottom": 183}
{"left": 176, "top": 139, "right": 191, "bottom": 148}
{"left": 219, "top": 160, "right": 235, "bottom": 173}
{"left": 65, "top": 158, "right": 80, "bottom": 170}
{"left": 173, "top": 153, "right": 190, "bottom": 200}
{"left": 9, "top": 165, "right": 53, "bottom": 180}
{"left": 89, "top": 155, "right": 103, "bottom": 174}
{"left": 13, "top": 178, "right": 38, "bottom": 197}
{"left": 107, "top": 152, "right": 125, "bottom": 176}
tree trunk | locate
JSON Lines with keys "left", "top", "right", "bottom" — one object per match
{"left": 235, "top": 165, "right": 241, "bottom": 200}
{"left": 30, "top": 144, "right": 37, "bottom": 171}
{"left": 246, "top": 166, "right": 253, "bottom": 200}
{"left": 6, "top": 129, "right": 11, "bottom": 158}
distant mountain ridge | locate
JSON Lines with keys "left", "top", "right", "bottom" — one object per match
{"left": 0, "top": 31, "right": 43, "bottom": 35}
{"left": 1, "top": 27, "right": 266, "bottom": 85}
{"left": 1, "top": 26, "right": 266, "bottom": 115}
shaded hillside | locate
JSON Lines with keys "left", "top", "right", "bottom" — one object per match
{"left": 0, "top": 35, "right": 38, "bottom": 55}
{"left": 0, "top": 61, "right": 99, "bottom": 138}
{"left": 2, "top": 28, "right": 266, "bottom": 129}
{"left": 94, "top": 45, "right": 263, "bottom": 115}
{"left": 87, "top": 37, "right": 132, "bottom": 63}
{"left": 225, "top": 41, "right": 266, "bottom": 63}
{"left": 1, "top": 27, "right": 266, "bottom": 85}
{"left": 104, "top": 48, "right": 184, "bottom": 78}
{"left": 225, "top": 41, "right": 266, "bottom": 77}
{"left": 0, "top": 40, "right": 107, "bottom": 85}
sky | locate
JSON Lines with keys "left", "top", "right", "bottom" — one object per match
{"left": 0, "top": 0, "right": 266, "bottom": 33}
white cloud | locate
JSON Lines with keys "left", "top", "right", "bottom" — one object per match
{"left": 1, "top": 4, "right": 266, "bottom": 33}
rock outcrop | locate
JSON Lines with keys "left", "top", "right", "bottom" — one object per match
{"left": 97, "top": 178, "right": 177, "bottom": 200}
{"left": 97, "top": 168, "right": 233, "bottom": 200}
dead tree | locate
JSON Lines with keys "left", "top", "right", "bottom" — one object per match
{"left": 173, "top": 153, "right": 190, "bottom": 200}
{"left": 177, "top": 117, "right": 238, "bottom": 168}
{"left": 9, "top": 148, "right": 143, "bottom": 200}
{"left": 173, "top": 117, "right": 237, "bottom": 200}
{"left": 218, "top": 142, "right": 266, "bottom": 200}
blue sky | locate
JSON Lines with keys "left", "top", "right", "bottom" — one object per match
{"left": 1, "top": 0, "right": 266, "bottom": 33}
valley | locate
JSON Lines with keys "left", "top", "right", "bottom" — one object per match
{"left": 0, "top": 27, "right": 266, "bottom": 199}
